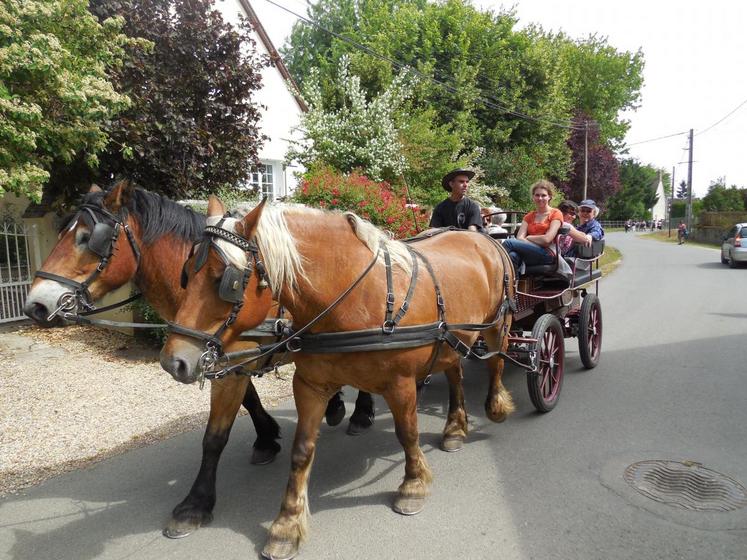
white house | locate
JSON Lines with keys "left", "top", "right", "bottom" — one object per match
{"left": 216, "top": 0, "right": 307, "bottom": 200}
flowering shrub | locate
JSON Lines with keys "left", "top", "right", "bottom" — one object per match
{"left": 293, "top": 166, "right": 429, "bottom": 239}
{"left": 286, "top": 56, "right": 413, "bottom": 182}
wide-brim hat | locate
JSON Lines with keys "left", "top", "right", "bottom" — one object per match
{"left": 442, "top": 168, "right": 475, "bottom": 191}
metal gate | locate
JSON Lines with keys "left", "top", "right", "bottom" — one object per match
{"left": 1, "top": 221, "right": 39, "bottom": 323}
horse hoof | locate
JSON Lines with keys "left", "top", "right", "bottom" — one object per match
{"left": 262, "top": 538, "right": 299, "bottom": 560}
{"left": 251, "top": 447, "right": 278, "bottom": 465}
{"left": 440, "top": 435, "right": 464, "bottom": 453}
{"left": 163, "top": 519, "right": 200, "bottom": 539}
{"left": 346, "top": 415, "right": 374, "bottom": 436}
{"left": 393, "top": 494, "right": 425, "bottom": 516}
{"left": 325, "top": 402, "right": 346, "bottom": 427}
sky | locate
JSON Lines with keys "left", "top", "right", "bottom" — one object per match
{"left": 248, "top": 0, "right": 747, "bottom": 198}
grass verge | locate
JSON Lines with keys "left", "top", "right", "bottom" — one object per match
{"left": 639, "top": 231, "right": 719, "bottom": 250}
{"left": 599, "top": 245, "right": 622, "bottom": 276}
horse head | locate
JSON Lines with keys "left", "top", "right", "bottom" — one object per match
{"left": 24, "top": 180, "right": 142, "bottom": 326}
{"left": 160, "top": 196, "right": 274, "bottom": 384}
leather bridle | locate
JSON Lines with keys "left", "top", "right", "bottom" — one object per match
{"left": 35, "top": 203, "right": 141, "bottom": 320}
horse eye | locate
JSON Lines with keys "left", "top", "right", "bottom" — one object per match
{"left": 75, "top": 229, "right": 91, "bottom": 246}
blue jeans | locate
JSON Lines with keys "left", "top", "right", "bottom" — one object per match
{"left": 502, "top": 239, "right": 554, "bottom": 269}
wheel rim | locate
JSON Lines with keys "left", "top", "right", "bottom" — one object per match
{"left": 538, "top": 328, "right": 562, "bottom": 402}
{"left": 586, "top": 304, "right": 602, "bottom": 361}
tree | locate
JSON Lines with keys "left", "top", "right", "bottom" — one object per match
{"left": 0, "top": 0, "right": 133, "bottom": 203}
{"left": 553, "top": 113, "right": 620, "bottom": 207}
{"left": 281, "top": 0, "right": 644, "bottom": 207}
{"left": 701, "top": 183, "right": 746, "bottom": 212}
{"left": 604, "top": 159, "right": 658, "bottom": 220}
{"left": 80, "top": 0, "right": 265, "bottom": 202}
{"left": 676, "top": 180, "right": 688, "bottom": 199}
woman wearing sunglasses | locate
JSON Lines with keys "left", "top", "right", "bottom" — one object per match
{"left": 557, "top": 200, "right": 593, "bottom": 257}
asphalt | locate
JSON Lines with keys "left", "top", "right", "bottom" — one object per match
{"left": 1, "top": 232, "right": 746, "bottom": 560}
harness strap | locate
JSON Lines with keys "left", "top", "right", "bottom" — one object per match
{"left": 383, "top": 245, "right": 395, "bottom": 325}
{"left": 391, "top": 247, "right": 419, "bottom": 328}
{"left": 410, "top": 248, "right": 446, "bottom": 323}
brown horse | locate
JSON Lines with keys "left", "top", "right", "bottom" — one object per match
{"left": 22, "top": 181, "right": 286, "bottom": 537}
{"left": 161, "top": 196, "right": 516, "bottom": 559}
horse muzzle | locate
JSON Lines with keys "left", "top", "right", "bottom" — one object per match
{"left": 159, "top": 342, "right": 204, "bottom": 384}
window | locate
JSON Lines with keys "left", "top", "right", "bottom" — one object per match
{"left": 246, "top": 164, "right": 275, "bottom": 200}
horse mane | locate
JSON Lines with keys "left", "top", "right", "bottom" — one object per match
{"left": 80, "top": 184, "right": 206, "bottom": 244}
{"left": 212, "top": 205, "right": 412, "bottom": 297}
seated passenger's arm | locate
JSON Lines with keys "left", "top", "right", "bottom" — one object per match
{"left": 526, "top": 219, "right": 562, "bottom": 247}
{"left": 569, "top": 224, "right": 592, "bottom": 246}
{"left": 515, "top": 221, "right": 529, "bottom": 240}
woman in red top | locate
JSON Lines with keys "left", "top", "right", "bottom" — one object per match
{"left": 502, "top": 180, "right": 563, "bottom": 271}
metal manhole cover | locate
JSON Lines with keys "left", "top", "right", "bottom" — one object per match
{"left": 623, "top": 460, "right": 747, "bottom": 512}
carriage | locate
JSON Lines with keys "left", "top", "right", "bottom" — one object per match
{"left": 482, "top": 210, "right": 605, "bottom": 413}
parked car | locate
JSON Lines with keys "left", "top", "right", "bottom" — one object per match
{"left": 721, "top": 223, "right": 747, "bottom": 268}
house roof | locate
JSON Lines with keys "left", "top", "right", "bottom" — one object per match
{"left": 237, "top": 0, "right": 308, "bottom": 113}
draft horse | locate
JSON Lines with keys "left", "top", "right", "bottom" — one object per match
{"left": 161, "top": 197, "right": 517, "bottom": 559}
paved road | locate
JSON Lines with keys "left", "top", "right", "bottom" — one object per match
{"left": 2, "top": 233, "right": 746, "bottom": 560}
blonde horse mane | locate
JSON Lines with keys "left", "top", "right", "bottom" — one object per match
{"left": 210, "top": 206, "right": 412, "bottom": 297}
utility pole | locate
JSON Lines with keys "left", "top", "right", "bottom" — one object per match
{"left": 686, "top": 128, "right": 694, "bottom": 230}
{"left": 668, "top": 166, "right": 675, "bottom": 237}
{"left": 583, "top": 121, "right": 589, "bottom": 200}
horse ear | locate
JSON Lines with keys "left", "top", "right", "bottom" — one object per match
{"left": 240, "top": 198, "right": 267, "bottom": 240}
{"left": 103, "top": 180, "right": 134, "bottom": 212}
{"left": 89, "top": 184, "right": 103, "bottom": 193}
{"left": 207, "top": 195, "right": 226, "bottom": 217}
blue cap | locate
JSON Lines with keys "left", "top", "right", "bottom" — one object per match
{"left": 579, "top": 199, "right": 597, "bottom": 210}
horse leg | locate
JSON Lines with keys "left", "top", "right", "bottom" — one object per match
{"left": 441, "top": 363, "right": 468, "bottom": 452}
{"left": 324, "top": 390, "right": 346, "bottom": 427}
{"left": 263, "top": 375, "right": 331, "bottom": 560}
{"left": 242, "top": 378, "right": 282, "bottom": 465}
{"left": 164, "top": 375, "right": 249, "bottom": 538}
{"left": 346, "top": 390, "right": 375, "bottom": 436}
{"left": 483, "top": 328, "right": 515, "bottom": 423}
{"left": 383, "top": 376, "right": 432, "bottom": 515}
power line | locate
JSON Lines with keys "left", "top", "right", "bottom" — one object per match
{"left": 695, "top": 95, "right": 747, "bottom": 136}
{"left": 261, "top": 0, "right": 588, "bottom": 131}
{"left": 627, "top": 130, "right": 688, "bottom": 146}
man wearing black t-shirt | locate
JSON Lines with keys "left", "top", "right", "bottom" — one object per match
{"left": 429, "top": 169, "right": 482, "bottom": 231}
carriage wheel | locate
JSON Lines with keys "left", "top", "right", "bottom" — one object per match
{"left": 527, "top": 314, "right": 565, "bottom": 413}
{"left": 578, "top": 293, "right": 603, "bottom": 369}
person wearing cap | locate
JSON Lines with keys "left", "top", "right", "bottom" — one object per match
{"left": 429, "top": 169, "right": 482, "bottom": 231}
{"left": 576, "top": 199, "right": 604, "bottom": 239}
{"left": 502, "top": 179, "right": 563, "bottom": 271}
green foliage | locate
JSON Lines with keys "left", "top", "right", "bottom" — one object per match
{"left": 605, "top": 159, "right": 658, "bottom": 220}
{"left": 77, "top": 0, "right": 265, "bottom": 203}
{"left": 701, "top": 182, "right": 746, "bottom": 212}
{"left": 0, "top": 0, "right": 133, "bottom": 202}
{"left": 292, "top": 165, "right": 429, "bottom": 238}
{"left": 282, "top": 0, "right": 645, "bottom": 207}
{"left": 676, "top": 180, "right": 688, "bottom": 199}
{"left": 288, "top": 56, "right": 412, "bottom": 183}
{"left": 129, "top": 297, "right": 167, "bottom": 347}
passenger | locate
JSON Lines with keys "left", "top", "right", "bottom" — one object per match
{"left": 557, "top": 200, "right": 592, "bottom": 257}
{"left": 502, "top": 179, "right": 563, "bottom": 272}
{"left": 429, "top": 169, "right": 482, "bottom": 231}
{"left": 481, "top": 206, "right": 508, "bottom": 237}
{"left": 566, "top": 199, "right": 604, "bottom": 257}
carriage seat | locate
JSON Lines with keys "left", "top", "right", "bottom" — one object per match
{"left": 522, "top": 225, "right": 570, "bottom": 277}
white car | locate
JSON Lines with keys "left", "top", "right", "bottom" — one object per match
{"left": 721, "top": 223, "right": 747, "bottom": 268}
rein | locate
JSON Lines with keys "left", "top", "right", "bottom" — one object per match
{"left": 190, "top": 224, "right": 533, "bottom": 380}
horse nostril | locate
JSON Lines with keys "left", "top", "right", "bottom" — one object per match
{"left": 174, "top": 358, "right": 191, "bottom": 380}
{"left": 24, "top": 302, "right": 49, "bottom": 324}
{"left": 160, "top": 353, "right": 193, "bottom": 382}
